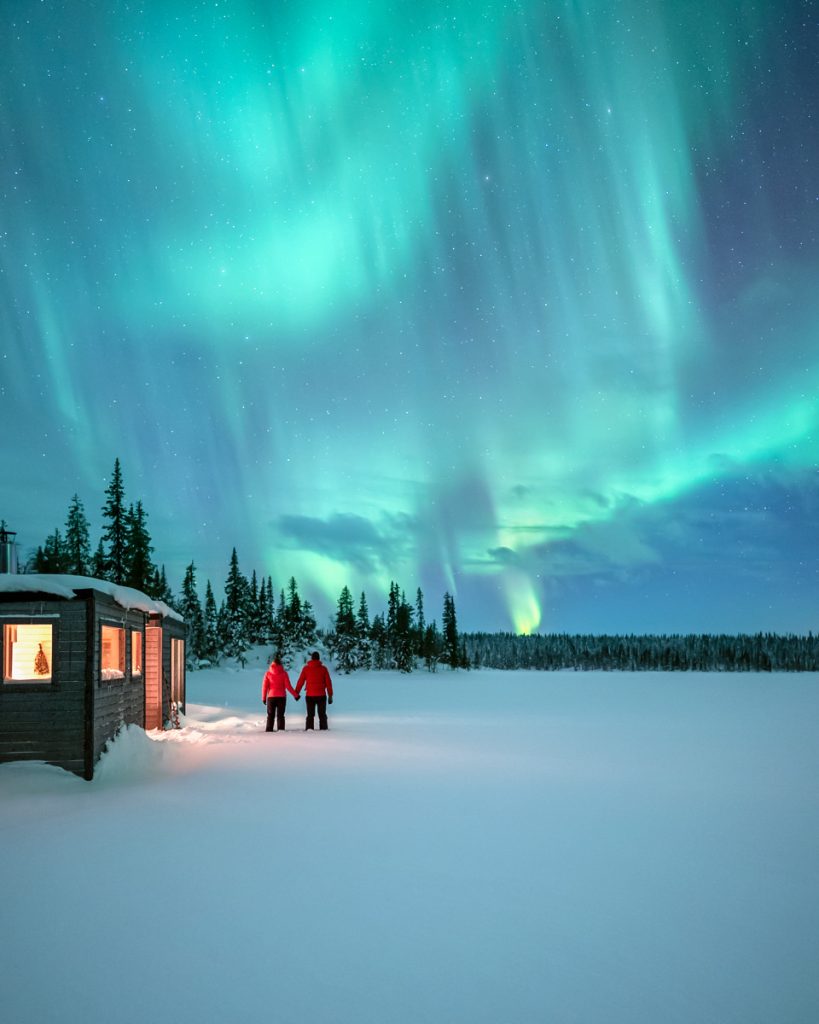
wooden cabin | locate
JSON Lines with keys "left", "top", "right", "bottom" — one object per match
{"left": 0, "top": 574, "right": 186, "bottom": 779}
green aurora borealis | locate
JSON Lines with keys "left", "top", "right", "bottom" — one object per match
{"left": 2, "top": 0, "right": 817, "bottom": 631}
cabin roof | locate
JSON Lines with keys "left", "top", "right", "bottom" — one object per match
{"left": 0, "top": 574, "right": 183, "bottom": 622}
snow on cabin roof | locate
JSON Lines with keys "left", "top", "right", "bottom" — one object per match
{"left": 0, "top": 574, "right": 183, "bottom": 622}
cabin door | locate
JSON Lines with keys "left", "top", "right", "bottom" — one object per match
{"left": 145, "top": 623, "right": 164, "bottom": 730}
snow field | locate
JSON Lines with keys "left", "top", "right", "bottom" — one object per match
{"left": 1, "top": 663, "right": 818, "bottom": 1024}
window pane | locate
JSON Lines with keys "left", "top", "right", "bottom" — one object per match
{"left": 3, "top": 623, "right": 53, "bottom": 683}
{"left": 101, "top": 626, "right": 125, "bottom": 680}
{"left": 131, "top": 631, "right": 143, "bottom": 676}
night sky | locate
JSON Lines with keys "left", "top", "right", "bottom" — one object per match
{"left": 2, "top": 0, "right": 817, "bottom": 633}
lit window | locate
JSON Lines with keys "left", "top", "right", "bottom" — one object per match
{"left": 131, "top": 630, "right": 143, "bottom": 677}
{"left": 3, "top": 623, "right": 53, "bottom": 683}
{"left": 101, "top": 625, "right": 125, "bottom": 680}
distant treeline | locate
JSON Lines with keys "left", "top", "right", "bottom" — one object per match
{"left": 463, "top": 632, "right": 819, "bottom": 672}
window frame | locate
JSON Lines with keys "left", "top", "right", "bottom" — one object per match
{"left": 130, "top": 628, "right": 143, "bottom": 679}
{"left": 1, "top": 617, "right": 59, "bottom": 688}
{"left": 100, "top": 622, "right": 126, "bottom": 683}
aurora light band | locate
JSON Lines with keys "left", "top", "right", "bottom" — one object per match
{"left": 2, "top": 0, "right": 817, "bottom": 633}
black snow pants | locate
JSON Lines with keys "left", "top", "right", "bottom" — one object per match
{"left": 305, "top": 695, "right": 328, "bottom": 730}
{"left": 266, "top": 697, "right": 286, "bottom": 731}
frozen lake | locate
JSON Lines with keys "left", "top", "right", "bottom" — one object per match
{"left": 2, "top": 663, "right": 817, "bottom": 1023}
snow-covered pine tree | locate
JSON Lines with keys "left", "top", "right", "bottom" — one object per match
{"left": 414, "top": 587, "right": 425, "bottom": 660}
{"left": 423, "top": 621, "right": 442, "bottom": 671}
{"left": 284, "top": 577, "right": 317, "bottom": 654}
{"left": 264, "top": 577, "right": 275, "bottom": 642}
{"left": 124, "top": 500, "right": 155, "bottom": 593}
{"left": 327, "top": 585, "right": 358, "bottom": 673}
{"left": 247, "top": 570, "right": 262, "bottom": 644}
{"left": 386, "top": 581, "right": 400, "bottom": 642}
{"left": 393, "top": 589, "right": 415, "bottom": 672}
{"left": 91, "top": 539, "right": 106, "bottom": 580}
{"left": 222, "top": 548, "right": 251, "bottom": 663}
{"left": 101, "top": 457, "right": 127, "bottom": 583}
{"left": 202, "top": 580, "right": 219, "bottom": 664}
{"left": 369, "top": 613, "right": 389, "bottom": 669}
{"left": 442, "top": 592, "right": 461, "bottom": 668}
{"left": 180, "top": 562, "right": 205, "bottom": 667}
{"left": 284, "top": 576, "right": 301, "bottom": 644}
{"left": 271, "top": 589, "right": 291, "bottom": 665}
{"left": 63, "top": 494, "right": 91, "bottom": 576}
{"left": 255, "top": 572, "right": 269, "bottom": 645}
{"left": 355, "top": 591, "right": 372, "bottom": 670}
{"left": 31, "top": 528, "right": 69, "bottom": 573}
{"left": 296, "top": 599, "right": 318, "bottom": 653}
{"left": 152, "top": 565, "right": 175, "bottom": 608}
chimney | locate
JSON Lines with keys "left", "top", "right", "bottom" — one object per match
{"left": 0, "top": 526, "right": 18, "bottom": 574}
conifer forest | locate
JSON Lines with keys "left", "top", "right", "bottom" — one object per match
{"left": 10, "top": 459, "right": 818, "bottom": 674}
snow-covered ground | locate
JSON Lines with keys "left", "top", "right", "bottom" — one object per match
{"left": 2, "top": 657, "right": 818, "bottom": 1024}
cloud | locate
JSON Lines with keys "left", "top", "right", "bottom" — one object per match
{"left": 497, "top": 468, "right": 819, "bottom": 593}
{"left": 276, "top": 512, "right": 416, "bottom": 574}
{"left": 486, "top": 546, "right": 521, "bottom": 567}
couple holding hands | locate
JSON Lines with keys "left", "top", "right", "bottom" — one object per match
{"left": 262, "top": 650, "right": 334, "bottom": 732}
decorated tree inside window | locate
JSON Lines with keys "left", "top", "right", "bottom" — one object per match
{"left": 34, "top": 643, "right": 50, "bottom": 676}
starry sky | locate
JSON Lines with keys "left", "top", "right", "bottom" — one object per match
{"left": 2, "top": 0, "right": 817, "bottom": 634}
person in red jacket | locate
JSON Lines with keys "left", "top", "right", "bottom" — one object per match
{"left": 295, "top": 651, "right": 333, "bottom": 730}
{"left": 262, "top": 653, "right": 299, "bottom": 732}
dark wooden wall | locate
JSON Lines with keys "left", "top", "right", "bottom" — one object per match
{"left": 0, "top": 598, "right": 88, "bottom": 776}
{"left": 90, "top": 592, "right": 147, "bottom": 769}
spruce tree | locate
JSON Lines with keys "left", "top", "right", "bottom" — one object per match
{"left": 124, "top": 500, "right": 155, "bottom": 592}
{"left": 414, "top": 587, "right": 426, "bottom": 659}
{"left": 101, "top": 457, "right": 127, "bottom": 583}
{"left": 33, "top": 529, "right": 69, "bottom": 573}
{"left": 216, "top": 599, "right": 229, "bottom": 655}
{"left": 271, "top": 589, "right": 291, "bottom": 665}
{"left": 285, "top": 576, "right": 302, "bottom": 635}
{"left": 248, "top": 570, "right": 261, "bottom": 643}
{"left": 369, "top": 613, "right": 389, "bottom": 669}
{"left": 203, "top": 580, "right": 219, "bottom": 664}
{"left": 224, "top": 549, "right": 248, "bottom": 616}
{"left": 423, "top": 621, "right": 442, "bottom": 671}
{"left": 256, "top": 574, "right": 269, "bottom": 645}
{"left": 393, "top": 590, "right": 415, "bottom": 672}
{"left": 180, "top": 562, "right": 205, "bottom": 666}
{"left": 327, "top": 585, "right": 358, "bottom": 673}
{"left": 355, "top": 591, "right": 372, "bottom": 670}
{"left": 222, "top": 549, "right": 251, "bottom": 663}
{"left": 297, "top": 597, "right": 318, "bottom": 652}
{"left": 154, "top": 565, "right": 175, "bottom": 608}
{"left": 284, "top": 577, "right": 317, "bottom": 653}
{"left": 264, "top": 577, "right": 275, "bottom": 642}
{"left": 387, "top": 581, "right": 400, "bottom": 639}
{"left": 64, "top": 494, "right": 91, "bottom": 576}
{"left": 91, "top": 539, "right": 107, "bottom": 580}
{"left": 442, "top": 592, "right": 461, "bottom": 668}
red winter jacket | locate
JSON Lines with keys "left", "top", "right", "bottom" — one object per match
{"left": 295, "top": 659, "right": 333, "bottom": 699}
{"left": 262, "top": 663, "right": 297, "bottom": 701}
